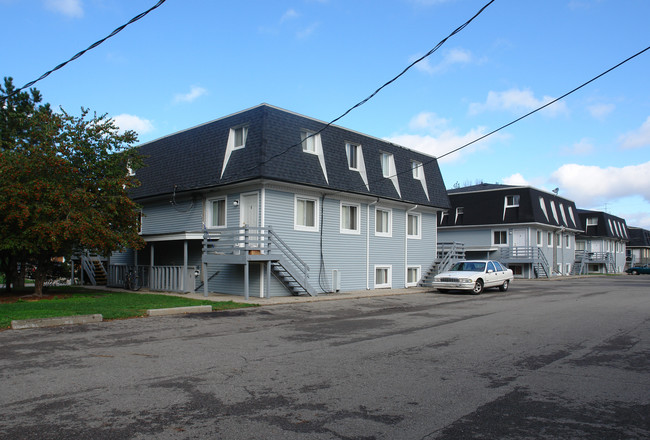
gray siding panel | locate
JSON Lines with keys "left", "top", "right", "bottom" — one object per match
{"left": 142, "top": 198, "right": 202, "bottom": 235}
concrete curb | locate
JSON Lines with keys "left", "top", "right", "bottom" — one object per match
{"left": 146, "top": 305, "right": 213, "bottom": 316}
{"left": 11, "top": 314, "right": 103, "bottom": 330}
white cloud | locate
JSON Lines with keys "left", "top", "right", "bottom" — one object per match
{"left": 502, "top": 173, "right": 530, "bottom": 186}
{"left": 44, "top": 0, "right": 83, "bottom": 18}
{"left": 413, "top": 48, "right": 474, "bottom": 75}
{"left": 297, "top": 22, "right": 319, "bottom": 39}
{"left": 618, "top": 116, "right": 650, "bottom": 149}
{"left": 113, "top": 114, "right": 154, "bottom": 135}
{"left": 173, "top": 86, "right": 207, "bottom": 104}
{"left": 469, "top": 88, "right": 568, "bottom": 117}
{"left": 280, "top": 8, "right": 299, "bottom": 23}
{"left": 561, "top": 138, "right": 594, "bottom": 156}
{"left": 587, "top": 103, "right": 614, "bottom": 120}
{"left": 386, "top": 112, "right": 498, "bottom": 163}
{"left": 551, "top": 161, "right": 650, "bottom": 206}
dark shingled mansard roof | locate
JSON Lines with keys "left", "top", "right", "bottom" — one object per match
{"left": 576, "top": 209, "right": 629, "bottom": 240}
{"left": 130, "top": 104, "right": 450, "bottom": 209}
{"left": 443, "top": 183, "right": 583, "bottom": 230}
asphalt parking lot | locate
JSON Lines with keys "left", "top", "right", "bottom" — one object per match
{"left": 1, "top": 276, "right": 648, "bottom": 439}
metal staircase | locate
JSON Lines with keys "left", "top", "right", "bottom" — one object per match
{"left": 202, "top": 226, "right": 317, "bottom": 297}
{"left": 419, "top": 242, "right": 465, "bottom": 287}
{"left": 81, "top": 254, "right": 107, "bottom": 286}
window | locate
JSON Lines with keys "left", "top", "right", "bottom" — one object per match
{"left": 547, "top": 232, "right": 553, "bottom": 248}
{"left": 576, "top": 241, "right": 585, "bottom": 251}
{"left": 493, "top": 261, "right": 506, "bottom": 271}
{"left": 565, "top": 235, "right": 570, "bottom": 248}
{"left": 233, "top": 126, "right": 248, "bottom": 149}
{"left": 375, "top": 265, "right": 392, "bottom": 288}
{"left": 586, "top": 217, "right": 598, "bottom": 226}
{"left": 455, "top": 207, "right": 464, "bottom": 224}
{"left": 381, "top": 152, "right": 391, "bottom": 177}
{"left": 341, "top": 203, "right": 360, "bottom": 234}
{"left": 487, "top": 261, "right": 496, "bottom": 272}
{"left": 505, "top": 195, "right": 520, "bottom": 207}
{"left": 494, "top": 230, "right": 508, "bottom": 245}
{"left": 375, "top": 208, "right": 391, "bottom": 237}
{"left": 207, "top": 198, "right": 226, "bottom": 228}
{"left": 136, "top": 210, "right": 143, "bottom": 234}
{"left": 346, "top": 142, "right": 359, "bottom": 170}
{"left": 301, "top": 131, "right": 316, "bottom": 153}
{"left": 536, "top": 230, "right": 542, "bottom": 246}
{"left": 406, "top": 266, "right": 420, "bottom": 287}
{"left": 412, "top": 161, "right": 422, "bottom": 179}
{"left": 439, "top": 210, "right": 448, "bottom": 225}
{"left": 407, "top": 213, "right": 421, "bottom": 239}
{"left": 295, "top": 196, "right": 318, "bottom": 232}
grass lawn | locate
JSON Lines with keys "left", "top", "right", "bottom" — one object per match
{"left": 0, "top": 286, "right": 257, "bottom": 329}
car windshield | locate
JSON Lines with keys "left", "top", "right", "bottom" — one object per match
{"left": 450, "top": 262, "right": 486, "bottom": 272}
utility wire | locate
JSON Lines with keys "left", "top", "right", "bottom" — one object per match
{"left": 229, "top": 0, "right": 495, "bottom": 180}
{"left": 0, "top": 0, "right": 167, "bottom": 101}
{"left": 338, "top": 44, "right": 650, "bottom": 197}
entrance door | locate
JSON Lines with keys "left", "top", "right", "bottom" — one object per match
{"left": 240, "top": 193, "right": 259, "bottom": 250}
{"left": 511, "top": 229, "right": 526, "bottom": 257}
{"left": 241, "top": 193, "right": 259, "bottom": 228}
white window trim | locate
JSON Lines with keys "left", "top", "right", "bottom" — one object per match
{"left": 380, "top": 152, "right": 401, "bottom": 196}
{"left": 536, "top": 230, "right": 542, "bottom": 247}
{"left": 455, "top": 207, "right": 464, "bottom": 223}
{"left": 407, "top": 212, "right": 421, "bottom": 239}
{"left": 137, "top": 209, "right": 143, "bottom": 235}
{"left": 406, "top": 265, "right": 420, "bottom": 287}
{"left": 565, "top": 234, "right": 571, "bottom": 249}
{"left": 340, "top": 202, "right": 361, "bottom": 235}
{"left": 206, "top": 197, "right": 227, "bottom": 229}
{"left": 374, "top": 265, "right": 392, "bottom": 289}
{"left": 294, "top": 195, "right": 319, "bottom": 232}
{"left": 232, "top": 126, "right": 248, "bottom": 150}
{"left": 346, "top": 142, "right": 360, "bottom": 170}
{"left": 301, "top": 130, "right": 318, "bottom": 154}
{"left": 375, "top": 207, "right": 392, "bottom": 237}
{"left": 493, "top": 230, "right": 508, "bottom": 246}
{"left": 547, "top": 232, "right": 553, "bottom": 248}
{"left": 411, "top": 160, "right": 422, "bottom": 179}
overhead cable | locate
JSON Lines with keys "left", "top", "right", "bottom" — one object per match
{"left": 0, "top": 0, "right": 167, "bottom": 101}
{"left": 230, "top": 0, "right": 496, "bottom": 179}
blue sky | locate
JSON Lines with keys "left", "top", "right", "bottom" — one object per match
{"left": 3, "top": 0, "right": 650, "bottom": 228}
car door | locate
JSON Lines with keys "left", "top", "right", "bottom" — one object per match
{"left": 485, "top": 261, "right": 500, "bottom": 287}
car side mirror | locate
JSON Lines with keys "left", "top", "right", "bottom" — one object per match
{"left": 487, "top": 269, "right": 494, "bottom": 273}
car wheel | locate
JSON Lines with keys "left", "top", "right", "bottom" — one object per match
{"left": 499, "top": 280, "right": 509, "bottom": 292}
{"left": 472, "top": 279, "right": 484, "bottom": 295}
{"left": 437, "top": 288, "right": 450, "bottom": 293}
{"left": 632, "top": 270, "right": 639, "bottom": 275}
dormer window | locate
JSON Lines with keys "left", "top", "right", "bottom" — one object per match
{"left": 301, "top": 130, "right": 316, "bottom": 154}
{"left": 381, "top": 152, "right": 391, "bottom": 177}
{"left": 412, "top": 160, "right": 422, "bottom": 179}
{"left": 455, "top": 207, "right": 464, "bottom": 224}
{"left": 505, "top": 195, "right": 520, "bottom": 207}
{"left": 346, "top": 142, "right": 360, "bottom": 170}
{"left": 233, "top": 126, "right": 248, "bottom": 149}
{"left": 440, "top": 210, "right": 448, "bottom": 225}
{"left": 586, "top": 217, "right": 598, "bottom": 226}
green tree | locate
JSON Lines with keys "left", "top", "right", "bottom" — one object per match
{"left": 0, "top": 77, "right": 145, "bottom": 296}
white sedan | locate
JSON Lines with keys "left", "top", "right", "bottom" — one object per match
{"left": 431, "top": 260, "right": 513, "bottom": 294}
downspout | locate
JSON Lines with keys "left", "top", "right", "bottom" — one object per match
{"left": 367, "top": 199, "right": 379, "bottom": 289}
{"left": 405, "top": 205, "right": 418, "bottom": 287}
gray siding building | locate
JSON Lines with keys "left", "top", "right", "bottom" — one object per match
{"left": 110, "top": 104, "right": 450, "bottom": 297}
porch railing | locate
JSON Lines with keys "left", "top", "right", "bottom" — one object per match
{"left": 203, "top": 226, "right": 313, "bottom": 295}
{"left": 108, "top": 264, "right": 197, "bottom": 292}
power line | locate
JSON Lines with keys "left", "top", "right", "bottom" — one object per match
{"left": 228, "top": 0, "right": 495, "bottom": 180}
{"left": 0, "top": 0, "right": 167, "bottom": 102}
{"left": 346, "top": 44, "right": 650, "bottom": 196}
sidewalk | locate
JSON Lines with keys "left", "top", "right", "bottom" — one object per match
{"left": 132, "top": 286, "right": 434, "bottom": 306}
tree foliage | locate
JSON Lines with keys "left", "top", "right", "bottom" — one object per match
{"left": 0, "top": 77, "right": 145, "bottom": 295}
